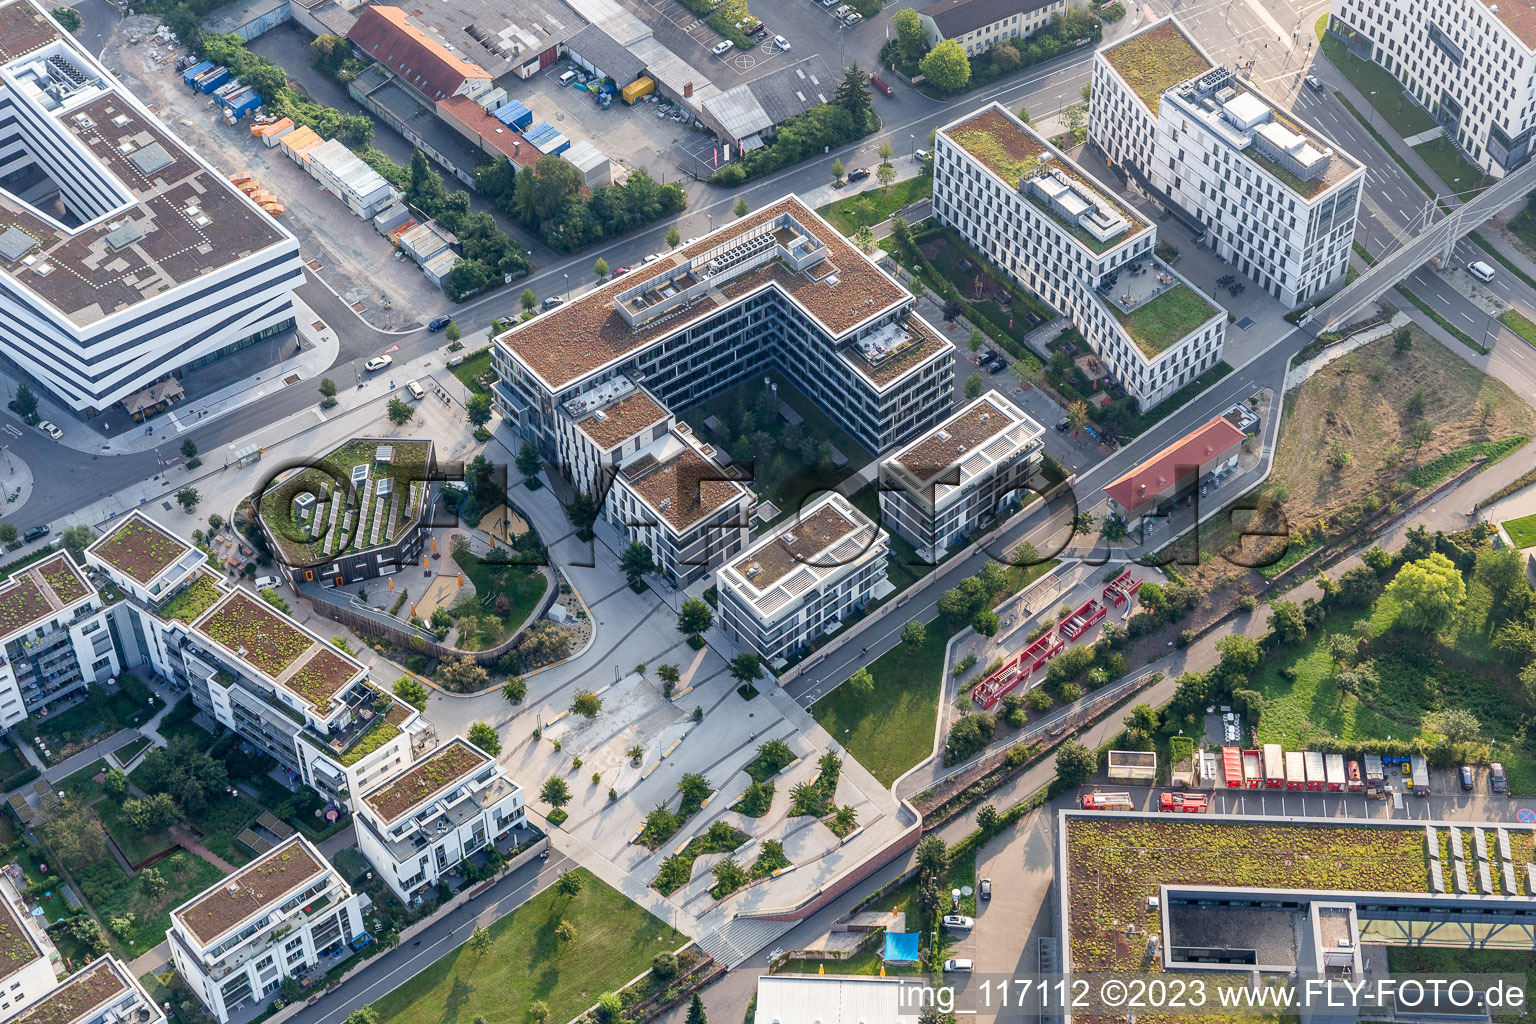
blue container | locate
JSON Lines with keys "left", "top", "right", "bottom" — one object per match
{"left": 182, "top": 60, "right": 213, "bottom": 86}
{"left": 195, "top": 66, "right": 231, "bottom": 93}
{"left": 493, "top": 99, "right": 532, "bottom": 130}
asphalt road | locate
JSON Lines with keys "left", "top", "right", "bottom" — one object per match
{"left": 300, "top": 849, "right": 577, "bottom": 1024}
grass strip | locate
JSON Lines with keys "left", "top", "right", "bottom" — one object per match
{"left": 1334, "top": 92, "right": 1443, "bottom": 209}
{"left": 1395, "top": 286, "right": 1487, "bottom": 353}
{"left": 1498, "top": 309, "right": 1536, "bottom": 350}
{"left": 1407, "top": 435, "right": 1528, "bottom": 488}
{"left": 1475, "top": 234, "right": 1536, "bottom": 293}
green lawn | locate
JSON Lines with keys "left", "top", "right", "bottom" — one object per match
{"left": 1412, "top": 138, "right": 1492, "bottom": 196}
{"left": 812, "top": 560, "right": 1056, "bottom": 786}
{"left": 817, "top": 176, "right": 933, "bottom": 235}
{"left": 71, "top": 850, "right": 225, "bottom": 952}
{"left": 94, "top": 798, "right": 175, "bottom": 866}
{"left": 1319, "top": 32, "right": 1437, "bottom": 137}
{"left": 370, "top": 868, "right": 684, "bottom": 1024}
{"left": 451, "top": 348, "right": 496, "bottom": 396}
{"left": 1109, "top": 283, "right": 1217, "bottom": 359}
{"left": 190, "top": 792, "right": 262, "bottom": 867}
{"left": 1503, "top": 513, "right": 1536, "bottom": 549}
{"left": 18, "top": 687, "right": 158, "bottom": 763}
{"left": 449, "top": 552, "right": 549, "bottom": 649}
{"left": 1499, "top": 309, "right": 1536, "bottom": 350}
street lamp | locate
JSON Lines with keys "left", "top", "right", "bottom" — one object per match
{"left": 910, "top": 133, "right": 915, "bottom": 159}
{"left": 563, "top": 272, "right": 569, "bottom": 301}
{"left": 707, "top": 212, "right": 714, "bottom": 234}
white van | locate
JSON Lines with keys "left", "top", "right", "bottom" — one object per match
{"left": 1467, "top": 260, "right": 1496, "bottom": 283}
{"left": 558, "top": 69, "right": 579, "bottom": 86}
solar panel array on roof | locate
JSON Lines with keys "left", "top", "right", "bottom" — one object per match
{"left": 0, "top": 227, "right": 35, "bottom": 262}
{"left": 127, "top": 141, "right": 174, "bottom": 175}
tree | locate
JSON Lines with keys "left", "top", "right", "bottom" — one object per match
{"left": 853, "top": 224, "right": 877, "bottom": 253}
{"left": 1268, "top": 599, "right": 1307, "bottom": 644}
{"left": 445, "top": 321, "right": 462, "bottom": 343}
{"left": 555, "top": 870, "right": 584, "bottom": 899}
{"left": 181, "top": 438, "right": 198, "bottom": 460}
{"left": 832, "top": 157, "right": 846, "bottom": 183}
{"left": 468, "top": 926, "right": 491, "bottom": 955}
{"left": 834, "top": 63, "right": 872, "bottom": 124}
{"left": 124, "top": 792, "right": 179, "bottom": 831}
{"left": 520, "top": 288, "right": 538, "bottom": 312}
{"left": 848, "top": 666, "right": 875, "bottom": 695}
{"left": 502, "top": 677, "right": 527, "bottom": 704}
{"left": 620, "top": 541, "right": 654, "bottom": 584}
{"left": 1017, "top": 104, "right": 1031, "bottom": 124}
{"left": 947, "top": 712, "right": 995, "bottom": 761}
{"left": 392, "top": 676, "right": 429, "bottom": 711}
{"left": 540, "top": 776, "right": 571, "bottom": 809}
{"left": 594, "top": 257, "right": 609, "bottom": 280}
{"left": 1326, "top": 632, "right": 1360, "bottom": 670}
{"left": 1384, "top": 553, "right": 1466, "bottom": 632}
{"left": 976, "top": 804, "right": 1000, "bottom": 833}
{"left": 51, "top": 5, "right": 80, "bottom": 31}
{"left": 1067, "top": 400, "right": 1090, "bottom": 434}
{"left": 529, "top": 1003, "right": 551, "bottom": 1024}
{"left": 1410, "top": 420, "right": 1434, "bottom": 450}
{"left": 59, "top": 525, "right": 94, "bottom": 564}
{"left": 13, "top": 382, "right": 36, "bottom": 422}
{"left": 386, "top": 398, "right": 413, "bottom": 426}
{"left": 1215, "top": 634, "right": 1262, "bottom": 677}
{"left": 966, "top": 328, "right": 985, "bottom": 352}
{"left": 555, "top": 919, "right": 578, "bottom": 945}
{"left": 1061, "top": 103, "right": 1087, "bottom": 134}
{"left": 920, "top": 40, "right": 971, "bottom": 93}
{"left": 729, "top": 651, "right": 762, "bottom": 683}
{"left": 677, "top": 597, "right": 713, "bottom": 637}
{"left": 686, "top": 993, "right": 707, "bottom": 1024}
{"left": 467, "top": 721, "right": 502, "bottom": 756}
{"left": 734, "top": 197, "right": 750, "bottom": 218}
{"left": 877, "top": 160, "right": 897, "bottom": 191}
{"left": 103, "top": 767, "right": 127, "bottom": 801}
{"left": 964, "top": 372, "right": 985, "bottom": 399}
{"left": 343, "top": 1008, "right": 380, "bottom": 1024}
{"left": 1123, "top": 704, "right": 1160, "bottom": 748}
{"left": 665, "top": 225, "right": 682, "bottom": 248}
{"left": 893, "top": 7, "right": 928, "bottom": 64}
{"left": 1393, "top": 326, "right": 1413, "bottom": 354}
{"left": 175, "top": 487, "right": 200, "bottom": 512}
{"left": 916, "top": 834, "right": 948, "bottom": 878}
{"left": 465, "top": 393, "right": 493, "bottom": 428}
{"left": 571, "top": 689, "right": 602, "bottom": 718}
{"left": 973, "top": 608, "right": 1000, "bottom": 636}
{"left": 439, "top": 657, "right": 488, "bottom": 690}
{"left": 1424, "top": 708, "right": 1481, "bottom": 743}
{"left": 903, "top": 620, "right": 928, "bottom": 648}
{"left": 0, "top": 524, "right": 17, "bottom": 546}
{"left": 1056, "top": 739, "right": 1096, "bottom": 786}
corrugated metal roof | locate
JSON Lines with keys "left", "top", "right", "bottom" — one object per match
{"left": 562, "top": 139, "right": 605, "bottom": 171}
{"left": 566, "top": 23, "right": 645, "bottom": 84}
{"left": 702, "top": 55, "right": 834, "bottom": 141}
{"left": 753, "top": 975, "right": 905, "bottom": 1024}
{"left": 308, "top": 138, "right": 394, "bottom": 200}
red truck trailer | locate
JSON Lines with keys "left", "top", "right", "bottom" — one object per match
{"left": 1081, "top": 791, "right": 1135, "bottom": 811}
{"left": 1304, "top": 750, "right": 1326, "bottom": 791}
{"left": 1324, "top": 753, "right": 1346, "bottom": 792}
{"left": 1242, "top": 749, "right": 1262, "bottom": 789}
{"left": 1221, "top": 747, "right": 1243, "bottom": 788}
{"left": 1285, "top": 751, "right": 1307, "bottom": 790}
{"left": 1159, "top": 792, "right": 1208, "bottom": 813}
{"left": 869, "top": 71, "right": 894, "bottom": 96}
{"left": 1262, "top": 744, "right": 1285, "bottom": 788}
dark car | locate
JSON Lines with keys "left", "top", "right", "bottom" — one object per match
{"left": 428, "top": 315, "right": 452, "bottom": 332}
{"left": 846, "top": 167, "right": 871, "bottom": 182}
{"left": 1055, "top": 417, "right": 1069, "bottom": 431}
{"left": 22, "top": 524, "right": 49, "bottom": 543}
{"left": 1492, "top": 762, "right": 1508, "bottom": 793}
{"left": 980, "top": 877, "right": 991, "bottom": 900}
{"left": 1460, "top": 765, "right": 1474, "bottom": 791}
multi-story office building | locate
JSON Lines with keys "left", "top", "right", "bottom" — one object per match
{"left": 0, "top": 0, "right": 303, "bottom": 416}
{"left": 86, "top": 511, "right": 433, "bottom": 810}
{"left": 1091, "top": 19, "right": 1363, "bottom": 306}
{"left": 0, "top": 551, "right": 117, "bottom": 729}
{"left": 3, "top": 959, "right": 161, "bottom": 1024}
{"left": 167, "top": 836, "right": 368, "bottom": 1023}
{"left": 880, "top": 390, "right": 1045, "bottom": 560}
{"left": 934, "top": 104, "right": 1226, "bottom": 410}
{"left": 354, "top": 737, "right": 525, "bottom": 902}
{"left": 1327, "top": 0, "right": 1536, "bottom": 177}
{"left": 914, "top": 0, "right": 1067, "bottom": 56}
{"left": 603, "top": 422, "right": 755, "bottom": 587}
{"left": 492, "top": 195, "right": 955, "bottom": 479}
{"left": 715, "top": 492, "right": 888, "bottom": 665}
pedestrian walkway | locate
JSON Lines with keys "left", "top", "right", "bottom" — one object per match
{"left": 170, "top": 826, "right": 238, "bottom": 873}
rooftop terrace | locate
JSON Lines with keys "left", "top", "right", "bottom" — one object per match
{"left": 257, "top": 438, "right": 432, "bottom": 566}
{"left": 0, "top": 553, "right": 93, "bottom": 641}
{"left": 362, "top": 739, "right": 489, "bottom": 825}
{"left": 1101, "top": 18, "right": 1212, "bottom": 114}
{"left": 173, "top": 836, "right": 325, "bottom": 945}
{"left": 728, "top": 496, "right": 863, "bottom": 592}
{"left": 1101, "top": 260, "right": 1220, "bottom": 359}
{"left": 497, "top": 196, "right": 914, "bottom": 391}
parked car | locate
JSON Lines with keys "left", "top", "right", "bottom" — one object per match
{"left": 1305, "top": 74, "right": 1323, "bottom": 91}
{"left": 712, "top": 39, "right": 734, "bottom": 56}
{"left": 914, "top": 148, "right": 930, "bottom": 162}
{"left": 979, "top": 878, "right": 991, "bottom": 901}
{"left": 364, "top": 355, "right": 392, "bottom": 372}
{"left": 22, "top": 525, "right": 48, "bottom": 542}
{"left": 427, "top": 314, "right": 452, "bottom": 331}
{"left": 611, "top": 266, "right": 632, "bottom": 277}
{"left": 820, "top": 0, "right": 838, "bottom": 9}
{"left": 1055, "top": 417, "right": 1069, "bottom": 431}
{"left": 1492, "top": 762, "right": 1508, "bottom": 792}
{"left": 542, "top": 296, "right": 564, "bottom": 310}
{"left": 846, "top": 166, "right": 871, "bottom": 182}
{"left": 36, "top": 420, "right": 61, "bottom": 439}
{"left": 747, "top": 21, "right": 767, "bottom": 36}
{"left": 831, "top": 4, "right": 850, "bottom": 16}
{"left": 944, "top": 959, "right": 973, "bottom": 973}
{"left": 643, "top": 253, "right": 663, "bottom": 263}
{"left": 941, "top": 914, "right": 974, "bottom": 930}
{"left": 1460, "top": 765, "right": 1475, "bottom": 791}
{"left": 253, "top": 575, "right": 281, "bottom": 589}
{"left": 773, "top": 33, "right": 790, "bottom": 49}
{"left": 843, "top": 12, "right": 862, "bottom": 25}
{"left": 405, "top": 380, "right": 426, "bottom": 400}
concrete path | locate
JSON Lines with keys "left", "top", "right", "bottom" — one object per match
{"left": 170, "top": 827, "right": 238, "bottom": 874}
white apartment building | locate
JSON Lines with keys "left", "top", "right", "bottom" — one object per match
{"left": 1327, "top": 0, "right": 1536, "bottom": 176}
{"left": 914, "top": 0, "right": 1066, "bottom": 56}
{"left": 492, "top": 195, "right": 955, "bottom": 483}
{"left": 716, "top": 492, "right": 889, "bottom": 665}
{"left": 1091, "top": 18, "right": 1364, "bottom": 306}
{"left": 0, "top": 0, "right": 303, "bottom": 416}
{"left": 86, "top": 511, "right": 433, "bottom": 811}
{"left": 2, "top": 959, "right": 162, "bottom": 1024}
{"left": 0, "top": 875, "right": 64, "bottom": 1014}
{"left": 0, "top": 551, "right": 118, "bottom": 729}
{"left": 933, "top": 104, "right": 1226, "bottom": 410}
{"left": 167, "top": 836, "right": 369, "bottom": 1023}
{"left": 603, "top": 423, "right": 755, "bottom": 587}
{"left": 880, "top": 390, "right": 1045, "bottom": 560}
{"left": 354, "top": 737, "right": 526, "bottom": 902}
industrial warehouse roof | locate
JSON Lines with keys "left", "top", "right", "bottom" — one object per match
{"left": 348, "top": 5, "right": 492, "bottom": 101}
{"left": 364, "top": 0, "right": 577, "bottom": 78}
{"left": 918, "top": 0, "right": 1061, "bottom": 39}
{"left": 1102, "top": 414, "right": 1246, "bottom": 515}
{"left": 566, "top": 23, "right": 646, "bottom": 85}
{"left": 0, "top": 0, "right": 292, "bottom": 327}
{"left": 701, "top": 55, "right": 835, "bottom": 143}
{"left": 307, "top": 139, "right": 395, "bottom": 202}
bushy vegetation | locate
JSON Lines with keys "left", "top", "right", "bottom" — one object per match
{"left": 478, "top": 157, "right": 686, "bottom": 254}
{"left": 711, "top": 66, "right": 877, "bottom": 184}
